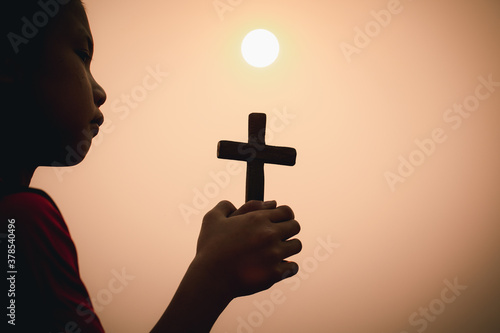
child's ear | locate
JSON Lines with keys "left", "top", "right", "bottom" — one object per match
{"left": 0, "top": 57, "right": 21, "bottom": 84}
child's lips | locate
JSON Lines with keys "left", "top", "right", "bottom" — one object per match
{"left": 92, "top": 111, "right": 105, "bottom": 126}
{"left": 90, "top": 111, "right": 104, "bottom": 137}
{"left": 90, "top": 123, "right": 100, "bottom": 137}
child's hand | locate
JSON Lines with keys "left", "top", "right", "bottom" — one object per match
{"left": 195, "top": 200, "right": 302, "bottom": 298}
{"left": 151, "top": 200, "right": 301, "bottom": 332}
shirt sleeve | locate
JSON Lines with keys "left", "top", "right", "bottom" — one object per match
{"left": 1, "top": 190, "right": 105, "bottom": 332}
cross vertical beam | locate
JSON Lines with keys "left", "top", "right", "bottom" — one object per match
{"left": 246, "top": 113, "right": 266, "bottom": 202}
{"left": 217, "top": 113, "right": 297, "bottom": 202}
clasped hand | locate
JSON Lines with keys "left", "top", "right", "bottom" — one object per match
{"left": 196, "top": 200, "right": 302, "bottom": 299}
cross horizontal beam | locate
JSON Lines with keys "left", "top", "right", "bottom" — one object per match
{"left": 217, "top": 141, "right": 296, "bottom": 166}
{"left": 217, "top": 113, "right": 297, "bottom": 202}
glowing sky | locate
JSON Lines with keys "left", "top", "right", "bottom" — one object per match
{"left": 32, "top": 0, "right": 500, "bottom": 332}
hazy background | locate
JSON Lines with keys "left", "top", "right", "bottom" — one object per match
{"left": 32, "top": 0, "right": 500, "bottom": 332}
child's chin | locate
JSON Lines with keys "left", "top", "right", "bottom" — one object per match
{"left": 42, "top": 158, "right": 85, "bottom": 168}
{"left": 42, "top": 147, "right": 89, "bottom": 168}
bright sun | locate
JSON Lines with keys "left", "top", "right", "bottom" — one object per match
{"left": 241, "top": 29, "right": 280, "bottom": 68}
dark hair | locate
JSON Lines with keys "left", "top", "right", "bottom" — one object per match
{"left": 0, "top": 0, "right": 82, "bottom": 59}
{"left": 0, "top": 1, "right": 82, "bottom": 158}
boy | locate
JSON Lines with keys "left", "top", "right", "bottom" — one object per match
{"left": 0, "top": 1, "right": 302, "bottom": 332}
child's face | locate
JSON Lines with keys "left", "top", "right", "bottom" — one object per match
{"left": 23, "top": 1, "right": 106, "bottom": 166}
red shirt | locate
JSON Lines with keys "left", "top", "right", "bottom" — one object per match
{"left": 1, "top": 187, "right": 105, "bottom": 332}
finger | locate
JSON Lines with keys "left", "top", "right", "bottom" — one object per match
{"left": 280, "top": 238, "right": 302, "bottom": 259}
{"left": 274, "top": 219, "right": 301, "bottom": 241}
{"left": 205, "top": 200, "right": 237, "bottom": 221}
{"left": 276, "top": 261, "right": 299, "bottom": 280}
{"left": 267, "top": 205, "right": 295, "bottom": 222}
{"left": 231, "top": 200, "right": 277, "bottom": 217}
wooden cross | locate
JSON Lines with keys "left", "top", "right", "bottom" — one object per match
{"left": 217, "top": 113, "right": 297, "bottom": 202}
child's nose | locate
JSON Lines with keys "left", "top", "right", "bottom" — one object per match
{"left": 93, "top": 80, "right": 107, "bottom": 107}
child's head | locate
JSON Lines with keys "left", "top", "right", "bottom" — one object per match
{"left": 0, "top": 0, "right": 106, "bottom": 170}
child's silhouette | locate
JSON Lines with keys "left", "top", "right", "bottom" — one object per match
{"left": 0, "top": 1, "right": 302, "bottom": 332}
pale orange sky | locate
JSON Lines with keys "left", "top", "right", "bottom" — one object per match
{"left": 32, "top": 0, "right": 500, "bottom": 332}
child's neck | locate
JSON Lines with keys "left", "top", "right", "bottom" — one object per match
{"left": 0, "top": 166, "right": 35, "bottom": 187}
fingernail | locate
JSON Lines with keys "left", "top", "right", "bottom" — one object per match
{"left": 263, "top": 200, "right": 277, "bottom": 208}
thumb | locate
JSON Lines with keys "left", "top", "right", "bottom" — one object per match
{"left": 204, "top": 201, "right": 237, "bottom": 222}
{"left": 231, "top": 200, "right": 277, "bottom": 217}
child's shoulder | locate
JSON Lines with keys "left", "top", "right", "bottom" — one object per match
{"left": 1, "top": 186, "right": 60, "bottom": 214}
{"left": 0, "top": 186, "right": 64, "bottom": 232}
{"left": 1, "top": 185, "right": 74, "bottom": 251}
